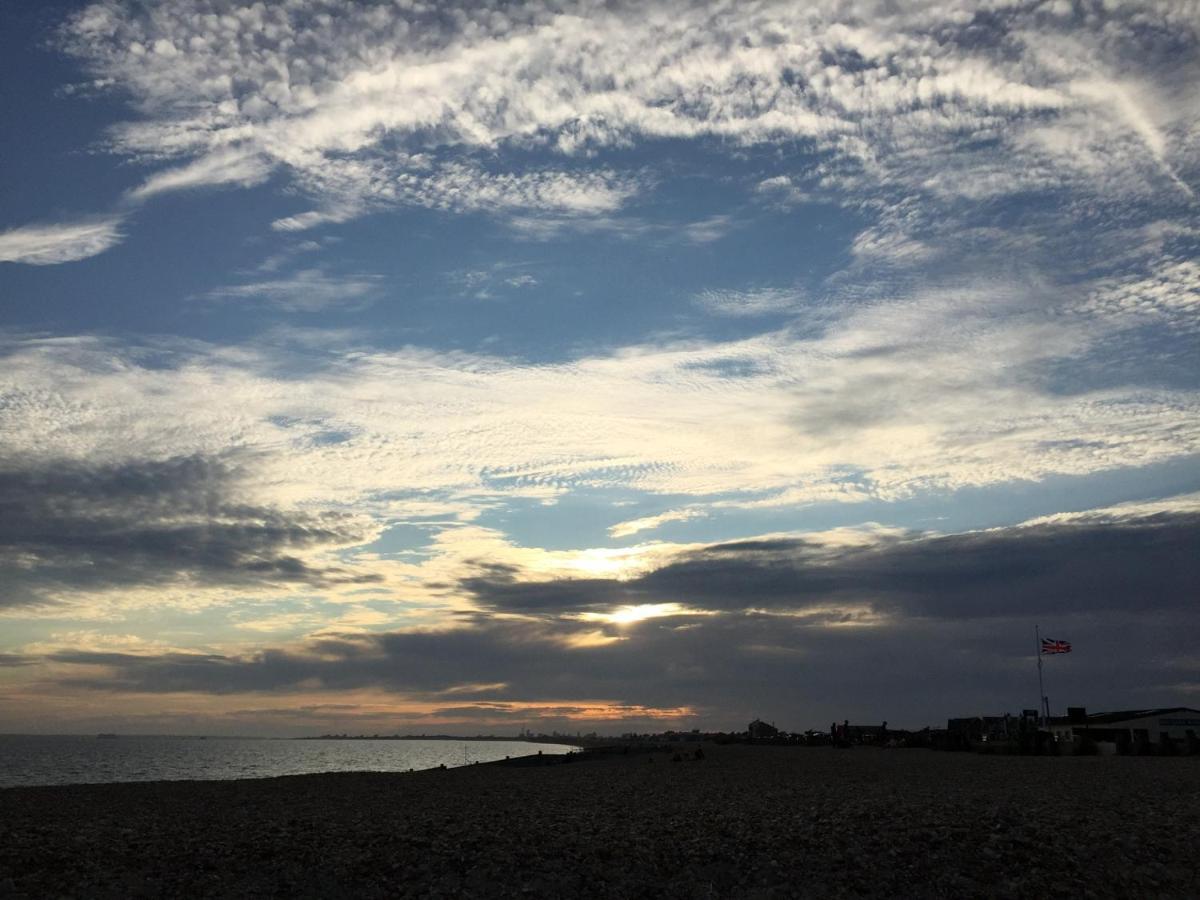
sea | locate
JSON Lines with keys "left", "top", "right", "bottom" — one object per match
{"left": 0, "top": 735, "right": 578, "bottom": 788}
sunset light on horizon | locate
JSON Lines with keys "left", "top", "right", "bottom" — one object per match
{"left": 1, "top": 0, "right": 1197, "bottom": 738}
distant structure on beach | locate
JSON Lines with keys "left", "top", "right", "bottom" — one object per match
{"left": 747, "top": 719, "right": 779, "bottom": 740}
{"left": 1045, "top": 707, "right": 1200, "bottom": 751}
{"left": 841, "top": 723, "right": 889, "bottom": 745}
{"left": 946, "top": 714, "right": 1022, "bottom": 744}
{"left": 946, "top": 706, "right": 1200, "bottom": 755}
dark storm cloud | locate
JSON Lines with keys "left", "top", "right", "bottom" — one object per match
{"left": 0, "top": 454, "right": 379, "bottom": 606}
{"left": 462, "top": 512, "right": 1200, "bottom": 620}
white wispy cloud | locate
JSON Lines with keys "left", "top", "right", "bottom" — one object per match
{"left": 681, "top": 215, "right": 737, "bottom": 245}
{"left": 0, "top": 216, "right": 124, "bottom": 265}
{"left": 54, "top": 0, "right": 1199, "bottom": 234}
{"left": 448, "top": 265, "right": 539, "bottom": 299}
{"left": 271, "top": 209, "right": 359, "bottom": 233}
{"left": 203, "top": 269, "right": 381, "bottom": 312}
{"left": 129, "top": 147, "right": 273, "bottom": 200}
{"left": 609, "top": 508, "right": 707, "bottom": 539}
{"left": 5, "top": 272, "right": 1198, "bottom": 521}
{"left": 1021, "top": 492, "right": 1200, "bottom": 527}
{"left": 754, "top": 176, "right": 811, "bottom": 208}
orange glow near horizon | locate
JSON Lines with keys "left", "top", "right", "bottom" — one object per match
{"left": 0, "top": 681, "right": 697, "bottom": 734}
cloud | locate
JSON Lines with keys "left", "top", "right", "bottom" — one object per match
{"left": 693, "top": 287, "right": 805, "bottom": 317}
{"left": 659, "top": 513, "right": 1200, "bottom": 620}
{"left": 504, "top": 210, "right": 729, "bottom": 243}
{"left": 21, "top": 505, "right": 1199, "bottom": 729}
{"left": 3, "top": 267, "right": 1199, "bottom": 519}
{"left": 681, "top": 215, "right": 736, "bottom": 245}
{"left": 203, "top": 268, "right": 381, "bottom": 312}
{"left": 1080, "top": 259, "right": 1200, "bottom": 332}
{"left": 128, "top": 147, "right": 273, "bottom": 200}
{"left": 1064, "top": 75, "right": 1195, "bottom": 200}
{"left": 54, "top": 0, "right": 1200, "bottom": 237}
{"left": 271, "top": 161, "right": 646, "bottom": 236}
{"left": 609, "top": 508, "right": 707, "bottom": 538}
{"left": 447, "top": 264, "right": 540, "bottom": 299}
{"left": 754, "top": 175, "right": 811, "bottom": 208}
{"left": 6, "top": 0, "right": 1198, "bottom": 734}
{"left": 271, "top": 209, "right": 359, "bottom": 233}
{"left": 0, "top": 453, "right": 381, "bottom": 609}
{"left": 0, "top": 216, "right": 124, "bottom": 265}
{"left": 459, "top": 508, "right": 1200, "bottom": 621}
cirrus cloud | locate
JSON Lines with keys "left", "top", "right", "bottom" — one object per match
{"left": 0, "top": 216, "right": 125, "bottom": 266}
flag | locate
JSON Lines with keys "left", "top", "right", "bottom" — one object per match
{"left": 1041, "top": 638, "right": 1071, "bottom": 654}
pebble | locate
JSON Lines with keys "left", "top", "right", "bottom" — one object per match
{"left": 1, "top": 747, "right": 1197, "bottom": 897}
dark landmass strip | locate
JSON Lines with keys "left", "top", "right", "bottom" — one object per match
{"left": 1, "top": 746, "right": 1197, "bottom": 898}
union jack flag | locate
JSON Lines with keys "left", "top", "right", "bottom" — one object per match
{"left": 1041, "top": 638, "right": 1071, "bottom": 654}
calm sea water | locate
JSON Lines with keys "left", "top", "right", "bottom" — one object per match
{"left": 0, "top": 735, "right": 578, "bottom": 788}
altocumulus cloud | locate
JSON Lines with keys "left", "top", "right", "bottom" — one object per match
{"left": 5, "top": 299, "right": 1198, "bottom": 521}
{"left": 54, "top": 0, "right": 1200, "bottom": 231}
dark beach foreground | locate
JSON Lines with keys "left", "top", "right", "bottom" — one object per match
{"left": 1, "top": 745, "right": 1197, "bottom": 898}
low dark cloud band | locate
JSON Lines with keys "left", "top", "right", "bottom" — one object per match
{"left": 0, "top": 454, "right": 379, "bottom": 607}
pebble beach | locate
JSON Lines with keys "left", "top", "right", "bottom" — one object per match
{"left": 2, "top": 745, "right": 1197, "bottom": 898}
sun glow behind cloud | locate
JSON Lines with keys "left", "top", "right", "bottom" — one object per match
{"left": 0, "top": 0, "right": 1197, "bottom": 733}
{"left": 577, "top": 603, "right": 708, "bottom": 626}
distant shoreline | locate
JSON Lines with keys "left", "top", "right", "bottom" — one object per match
{"left": 0, "top": 733, "right": 587, "bottom": 745}
{"left": 0, "top": 734, "right": 582, "bottom": 789}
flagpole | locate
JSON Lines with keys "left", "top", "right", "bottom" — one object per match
{"left": 1035, "top": 624, "right": 1046, "bottom": 727}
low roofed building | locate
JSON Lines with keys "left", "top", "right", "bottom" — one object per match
{"left": 1047, "top": 707, "right": 1200, "bottom": 747}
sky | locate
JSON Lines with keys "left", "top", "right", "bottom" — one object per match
{"left": 1, "top": 0, "right": 1197, "bottom": 737}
